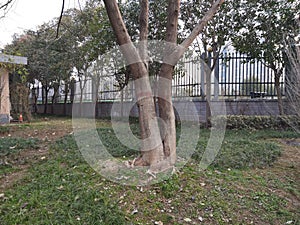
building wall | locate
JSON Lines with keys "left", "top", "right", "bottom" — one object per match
{"left": 0, "top": 68, "right": 10, "bottom": 124}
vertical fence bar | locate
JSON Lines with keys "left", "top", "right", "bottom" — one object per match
{"left": 214, "top": 57, "right": 219, "bottom": 100}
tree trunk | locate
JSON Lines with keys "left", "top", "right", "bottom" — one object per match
{"left": 51, "top": 83, "right": 59, "bottom": 114}
{"left": 156, "top": 0, "right": 180, "bottom": 165}
{"left": 63, "top": 83, "right": 69, "bottom": 116}
{"left": 275, "top": 75, "right": 284, "bottom": 115}
{"left": 103, "top": 0, "right": 224, "bottom": 172}
{"left": 31, "top": 87, "right": 37, "bottom": 114}
{"left": 42, "top": 85, "right": 45, "bottom": 105}
{"left": 104, "top": 0, "right": 165, "bottom": 169}
{"left": 44, "top": 86, "right": 49, "bottom": 114}
{"left": 70, "top": 79, "right": 75, "bottom": 104}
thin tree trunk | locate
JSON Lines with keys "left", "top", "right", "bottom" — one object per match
{"left": 275, "top": 75, "right": 284, "bottom": 115}
{"left": 139, "top": 0, "right": 149, "bottom": 68}
{"left": 51, "top": 84, "right": 59, "bottom": 114}
{"left": 44, "top": 87, "right": 49, "bottom": 114}
{"left": 64, "top": 83, "right": 69, "bottom": 116}
{"left": 157, "top": 0, "right": 180, "bottom": 165}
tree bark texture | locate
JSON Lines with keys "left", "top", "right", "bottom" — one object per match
{"left": 275, "top": 75, "right": 284, "bottom": 115}
{"left": 157, "top": 0, "right": 180, "bottom": 166}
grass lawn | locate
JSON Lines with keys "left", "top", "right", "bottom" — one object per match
{"left": 0, "top": 116, "right": 299, "bottom": 224}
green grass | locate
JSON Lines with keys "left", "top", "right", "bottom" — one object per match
{"left": 0, "top": 137, "right": 39, "bottom": 176}
{"left": 0, "top": 157, "right": 126, "bottom": 224}
{"left": 0, "top": 137, "right": 39, "bottom": 154}
{"left": 0, "top": 126, "right": 10, "bottom": 134}
{"left": 0, "top": 118, "right": 299, "bottom": 224}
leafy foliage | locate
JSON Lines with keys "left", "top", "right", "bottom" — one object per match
{"left": 181, "top": 0, "right": 236, "bottom": 66}
{"left": 213, "top": 115, "right": 300, "bottom": 130}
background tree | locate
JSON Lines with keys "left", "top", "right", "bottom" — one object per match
{"left": 231, "top": 0, "right": 299, "bottom": 115}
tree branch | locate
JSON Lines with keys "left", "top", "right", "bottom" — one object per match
{"left": 181, "top": 0, "right": 224, "bottom": 49}
{"left": 165, "top": 0, "right": 224, "bottom": 65}
{"left": 0, "top": 0, "right": 13, "bottom": 10}
{"left": 139, "top": 0, "right": 149, "bottom": 66}
{"left": 0, "top": 0, "right": 15, "bottom": 19}
{"left": 56, "top": 0, "right": 65, "bottom": 38}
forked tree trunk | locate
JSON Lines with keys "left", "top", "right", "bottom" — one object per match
{"left": 103, "top": 0, "right": 224, "bottom": 172}
{"left": 104, "top": 0, "right": 165, "bottom": 169}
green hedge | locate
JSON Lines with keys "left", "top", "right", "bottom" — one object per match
{"left": 212, "top": 115, "right": 300, "bottom": 130}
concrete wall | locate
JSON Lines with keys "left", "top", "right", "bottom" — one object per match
{"left": 35, "top": 99, "right": 290, "bottom": 122}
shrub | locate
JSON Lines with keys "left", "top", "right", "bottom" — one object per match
{"left": 212, "top": 115, "right": 300, "bottom": 130}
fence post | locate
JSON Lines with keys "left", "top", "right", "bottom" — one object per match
{"left": 201, "top": 55, "right": 205, "bottom": 101}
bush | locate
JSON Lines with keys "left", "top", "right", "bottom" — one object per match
{"left": 212, "top": 115, "right": 300, "bottom": 130}
{"left": 192, "top": 130, "right": 282, "bottom": 170}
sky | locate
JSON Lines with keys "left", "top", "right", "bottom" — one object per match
{"left": 0, "top": 0, "right": 84, "bottom": 49}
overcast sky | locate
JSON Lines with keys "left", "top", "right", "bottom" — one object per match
{"left": 0, "top": 0, "right": 84, "bottom": 49}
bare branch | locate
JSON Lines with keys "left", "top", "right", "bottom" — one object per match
{"left": 0, "top": 0, "right": 15, "bottom": 19}
{"left": 56, "top": 0, "right": 65, "bottom": 38}
{"left": 0, "top": 0, "right": 13, "bottom": 10}
{"left": 164, "top": 0, "right": 224, "bottom": 65}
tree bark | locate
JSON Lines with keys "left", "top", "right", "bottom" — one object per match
{"left": 139, "top": 0, "right": 149, "bottom": 67}
{"left": 63, "top": 83, "right": 69, "bottom": 116}
{"left": 157, "top": 0, "right": 180, "bottom": 166}
{"left": 44, "top": 85, "right": 49, "bottom": 114}
{"left": 275, "top": 75, "right": 284, "bottom": 115}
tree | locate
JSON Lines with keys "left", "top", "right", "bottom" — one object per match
{"left": 103, "top": 0, "right": 224, "bottom": 172}
{"left": 181, "top": 0, "right": 236, "bottom": 69}
{"left": 231, "top": 0, "right": 299, "bottom": 115}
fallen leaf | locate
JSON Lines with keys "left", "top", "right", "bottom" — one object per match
{"left": 184, "top": 218, "right": 192, "bottom": 222}
{"left": 131, "top": 209, "right": 138, "bottom": 215}
{"left": 56, "top": 185, "right": 64, "bottom": 190}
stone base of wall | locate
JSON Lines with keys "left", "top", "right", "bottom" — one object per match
{"left": 35, "top": 99, "right": 292, "bottom": 122}
{"left": 0, "top": 114, "right": 10, "bottom": 124}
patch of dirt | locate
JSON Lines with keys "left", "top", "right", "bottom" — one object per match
{"left": 278, "top": 139, "right": 300, "bottom": 165}
{"left": 0, "top": 119, "right": 73, "bottom": 192}
{"left": 0, "top": 168, "right": 28, "bottom": 192}
{"left": 248, "top": 138, "right": 300, "bottom": 212}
